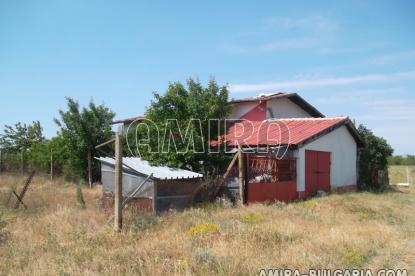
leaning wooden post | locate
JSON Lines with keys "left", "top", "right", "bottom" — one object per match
{"left": 114, "top": 126, "right": 123, "bottom": 232}
{"left": 238, "top": 145, "right": 245, "bottom": 204}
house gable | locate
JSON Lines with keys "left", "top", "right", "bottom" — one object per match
{"left": 266, "top": 97, "right": 312, "bottom": 119}
{"left": 229, "top": 92, "right": 324, "bottom": 120}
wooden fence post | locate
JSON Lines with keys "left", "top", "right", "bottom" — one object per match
{"left": 114, "top": 126, "right": 123, "bottom": 232}
{"left": 238, "top": 145, "right": 245, "bottom": 204}
{"left": 87, "top": 150, "right": 92, "bottom": 188}
{"left": 0, "top": 149, "right": 2, "bottom": 173}
{"left": 50, "top": 149, "right": 53, "bottom": 181}
{"left": 21, "top": 149, "right": 24, "bottom": 175}
{"left": 152, "top": 181, "right": 157, "bottom": 215}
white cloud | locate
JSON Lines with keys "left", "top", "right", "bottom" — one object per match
{"left": 229, "top": 71, "right": 415, "bottom": 93}
{"left": 368, "top": 49, "right": 415, "bottom": 65}
{"left": 263, "top": 15, "right": 337, "bottom": 32}
{"left": 219, "top": 15, "right": 338, "bottom": 54}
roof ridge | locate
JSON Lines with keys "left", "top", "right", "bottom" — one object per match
{"left": 268, "top": 116, "right": 348, "bottom": 122}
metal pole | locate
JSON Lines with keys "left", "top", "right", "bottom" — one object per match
{"left": 114, "top": 126, "right": 123, "bottom": 232}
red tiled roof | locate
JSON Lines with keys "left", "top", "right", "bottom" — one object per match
{"left": 212, "top": 117, "right": 361, "bottom": 147}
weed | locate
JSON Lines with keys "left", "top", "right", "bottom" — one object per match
{"left": 188, "top": 223, "right": 219, "bottom": 237}
{"left": 130, "top": 214, "right": 158, "bottom": 232}
{"left": 241, "top": 212, "right": 262, "bottom": 225}
{"left": 341, "top": 246, "right": 374, "bottom": 268}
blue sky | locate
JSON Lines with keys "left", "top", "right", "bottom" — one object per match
{"left": 0, "top": 1, "right": 414, "bottom": 154}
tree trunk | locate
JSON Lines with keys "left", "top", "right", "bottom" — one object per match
{"left": 88, "top": 150, "right": 92, "bottom": 188}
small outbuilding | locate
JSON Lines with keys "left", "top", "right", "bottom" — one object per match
{"left": 214, "top": 116, "right": 364, "bottom": 203}
{"left": 96, "top": 157, "right": 203, "bottom": 212}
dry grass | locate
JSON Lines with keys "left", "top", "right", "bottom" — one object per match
{"left": 389, "top": 165, "right": 415, "bottom": 184}
{"left": 1, "top": 171, "right": 414, "bottom": 275}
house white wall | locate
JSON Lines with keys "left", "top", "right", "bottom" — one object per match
{"left": 293, "top": 125, "right": 357, "bottom": 192}
{"left": 228, "top": 102, "right": 259, "bottom": 119}
{"left": 266, "top": 98, "right": 312, "bottom": 119}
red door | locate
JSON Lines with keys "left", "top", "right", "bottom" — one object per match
{"left": 305, "top": 150, "right": 331, "bottom": 197}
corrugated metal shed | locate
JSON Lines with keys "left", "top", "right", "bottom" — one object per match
{"left": 96, "top": 157, "right": 203, "bottom": 180}
{"left": 212, "top": 117, "right": 363, "bottom": 147}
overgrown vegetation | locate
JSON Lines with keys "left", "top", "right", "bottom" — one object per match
{"left": 0, "top": 170, "right": 413, "bottom": 274}
{"left": 357, "top": 124, "right": 393, "bottom": 191}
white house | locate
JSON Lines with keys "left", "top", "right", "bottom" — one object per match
{"left": 218, "top": 92, "right": 363, "bottom": 202}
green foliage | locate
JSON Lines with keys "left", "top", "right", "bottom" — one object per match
{"left": 135, "top": 78, "right": 232, "bottom": 174}
{"left": 55, "top": 98, "right": 115, "bottom": 181}
{"left": 388, "top": 155, "right": 415, "bottom": 166}
{"left": 76, "top": 182, "right": 86, "bottom": 209}
{"left": 0, "top": 121, "right": 44, "bottom": 153}
{"left": 357, "top": 124, "right": 393, "bottom": 190}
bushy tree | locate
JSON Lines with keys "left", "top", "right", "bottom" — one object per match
{"left": 134, "top": 78, "right": 232, "bottom": 174}
{"left": 0, "top": 121, "right": 46, "bottom": 172}
{"left": 55, "top": 98, "right": 115, "bottom": 186}
{"left": 357, "top": 124, "right": 393, "bottom": 190}
{"left": 0, "top": 121, "right": 44, "bottom": 153}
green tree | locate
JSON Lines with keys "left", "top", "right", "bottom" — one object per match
{"left": 135, "top": 78, "right": 232, "bottom": 174}
{"left": 0, "top": 121, "right": 45, "bottom": 172}
{"left": 357, "top": 124, "right": 393, "bottom": 190}
{"left": 0, "top": 121, "right": 44, "bottom": 153}
{"left": 55, "top": 98, "right": 115, "bottom": 186}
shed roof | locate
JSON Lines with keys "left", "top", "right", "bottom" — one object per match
{"left": 212, "top": 117, "right": 364, "bottom": 148}
{"left": 96, "top": 157, "right": 203, "bottom": 180}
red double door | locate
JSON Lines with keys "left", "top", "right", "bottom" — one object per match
{"left": 305, "top": 150, "right": 331, "bottom": 197}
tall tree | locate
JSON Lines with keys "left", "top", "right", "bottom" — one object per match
{"left": 357, "top": 124, "right": 393, "bottom": 190}
{"left": 135, "top": 78, "right": 232, "bottom": 174}
{"left": 55, "top": 98, "right": 115, "bottom": 186}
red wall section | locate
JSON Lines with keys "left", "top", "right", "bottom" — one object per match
{"left": 247, "top": 181, "right": 298, "bottom": 203}
{"left": 240, "top": 101, "right": 267, "bottom": 121}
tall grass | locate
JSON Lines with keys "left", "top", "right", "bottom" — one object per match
{"left": 0, "top": 171, "right": 414, "bottom": 275}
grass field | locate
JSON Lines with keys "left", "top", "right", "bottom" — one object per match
{"left": 389, "top": 165, "right": 415, "bottom": 184}
{"left": 0, "top": 167, "right": 414, "bottom": 275}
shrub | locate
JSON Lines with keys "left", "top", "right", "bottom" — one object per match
{"left": 357, "top": 125, "right": 393, "bottom": 191}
